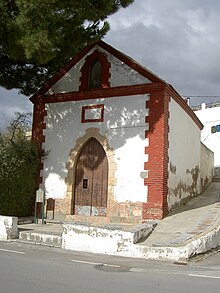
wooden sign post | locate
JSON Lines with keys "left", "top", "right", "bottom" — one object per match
{"left": 34, "top": 188, "right": 45, "bottom": 224}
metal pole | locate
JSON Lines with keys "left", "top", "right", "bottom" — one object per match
{"left": 34, "top": 191, "right": 37, "bottom": 224}
{"left": 41, "top": 190, "right": 45, "bottom": 225}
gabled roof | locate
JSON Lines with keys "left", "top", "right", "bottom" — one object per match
{"left": 30, "top": 40, "right": 167, "bottom": 102}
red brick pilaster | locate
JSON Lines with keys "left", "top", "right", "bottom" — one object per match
{"left": 143, "top": 91, "right": 170, "bottom": 220}
{"left": 32, "top": 96, "right": 47, "bottom": 186}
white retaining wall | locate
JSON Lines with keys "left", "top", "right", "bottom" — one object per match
{"left": 0, "top": 216, "right": 18, "bottom": 240}
{"left": 200, "top": 142, "right": 214, "bottom": 191}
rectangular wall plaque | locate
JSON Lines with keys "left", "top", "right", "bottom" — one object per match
{"left": 81, "top": 104, "right": 104, "bottom": 123}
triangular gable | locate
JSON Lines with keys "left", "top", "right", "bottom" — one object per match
{"left": 30, "top": 40, "right": 166, "bottom": 102}
{"left": 98, "top": 41, "right": 166, "bottom": 84}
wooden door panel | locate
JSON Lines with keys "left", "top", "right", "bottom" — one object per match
{"left": 74, "top": 138, "right": 108, "bottom": 216}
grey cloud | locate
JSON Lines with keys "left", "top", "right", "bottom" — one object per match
{"left": 105, "top": 0, "right": 220, "bottom": 105}
{"left": 0, "top": 88, "right": 32, "bottom": 131}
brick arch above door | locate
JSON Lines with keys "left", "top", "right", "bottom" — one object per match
{"left": 65, "top": 128, "right": 117, "bottom": 218}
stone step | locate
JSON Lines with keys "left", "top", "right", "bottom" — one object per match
{"left": 17, "top": 223, "right": 63, "bottom": 247}
{"left": 18, "top": 230, "right": 62, "bottom": 248}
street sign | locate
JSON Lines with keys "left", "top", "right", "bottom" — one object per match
{"left": 36, "top": 188, "right": 44, "bottom": 202}
{"left": 34, "top": 188, "right": 45, "bottom": 224}
{"left": 211, "top": 124, "right": 220, "bottom": 133}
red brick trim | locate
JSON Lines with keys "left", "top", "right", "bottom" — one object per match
{"left": 143, "top": 90, "right": 169, "bottom": 220}
{"left": 166, "top": 85, "right": 203, "bottom": 130}
{"left": 144, "top": 93, "right": 150, "bottom": 187}
{"left": 40, "top": 83, "right": 166, "bottom": 104}
{"left": 81, "top": 104, "right": 104, "bottom": 123}
{"left": 79, "top": 50, "right": 111, "bottom": 91}
{"left": 31, "top": 96, "right": 47, "bottom": 186}
{"left": 32, "top": 83, "right": 203, "bottom": 136}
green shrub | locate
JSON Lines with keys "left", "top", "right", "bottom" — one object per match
{"left": 0, "top": 112, "right": 39, "bottom": 217}
{"left": 0, "top": 140, "right": 39, "bottom": 216}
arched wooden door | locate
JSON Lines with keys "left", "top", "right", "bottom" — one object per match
{"left": 74, "top": 138, "right": 108, "bottom": 216}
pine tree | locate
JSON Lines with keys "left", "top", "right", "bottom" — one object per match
{"left": 0, "top": 0, "right": 134, "bottom": 95}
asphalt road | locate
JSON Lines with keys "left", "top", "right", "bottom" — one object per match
{"left": 0, "top": 241, "right": 220, "bottom": 293}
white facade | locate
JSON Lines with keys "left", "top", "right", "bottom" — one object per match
{"left": 42, "top": 94, "right": 149, "bottom": 203}
{"left": 194, "top": 103, "right": 220, "bottom": 167}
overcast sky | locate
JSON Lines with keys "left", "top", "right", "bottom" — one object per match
{"left": 1, "top": 0, "right": 220, "bottom": 131}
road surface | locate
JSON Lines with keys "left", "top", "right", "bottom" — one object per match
{"left": 0, "top": 241, "right": 220, "bottom": 293}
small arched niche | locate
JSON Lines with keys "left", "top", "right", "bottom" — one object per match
{"left": 79, "top": 50, "right": 111, "bottom": 91}
{"left": 89, "top": 60, "right": 103, "bottom": 89}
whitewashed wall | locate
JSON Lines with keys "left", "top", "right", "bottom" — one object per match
{"left": 200, "top": 142, "right": 214, "bottom": 191}
{"left": 47, "top": 45, "right": 150, "bottom": 94}
{"left": 42, "top": 94, "right": 149, "bottom": 203}
{"left": 167, "top": 98, "right": 201, "bottom": 210}
{"left": 194, "top": 104, "right": 220, "bottom": 167}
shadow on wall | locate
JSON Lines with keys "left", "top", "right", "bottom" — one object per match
{"left": 41, "top": 94, "right": 163, "bottom": 183}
